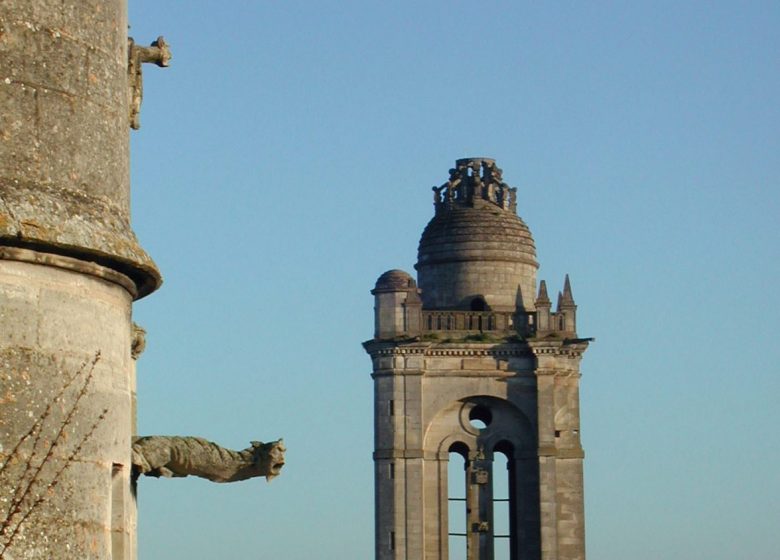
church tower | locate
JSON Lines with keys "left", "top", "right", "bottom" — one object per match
{"left": 364, "top": 158, "right": 590, "bottom": 560}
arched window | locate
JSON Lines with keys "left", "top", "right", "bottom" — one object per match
{"left": 470, "top": 297, "right": 487, "bottom": 311}
{"left": 448, "top": 443, "right": 469, "bottom": 560}
{"left": 493, "top": 441, "right": 516, "bottom": 560}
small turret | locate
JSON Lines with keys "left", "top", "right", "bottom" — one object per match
{"left": 561, "top": 274, "right": 575, "bottom": 304}
{"left": 371, "top": 270, "right": 422, "bottom": 339}
{"left": 534, "top": 280, "right": 552, "bottom": 332}
{"left": 558, "top": 274, "right": 577, "bottom": 335}
{"left": 533, "top": 275, "right": 578, "bottom": 337}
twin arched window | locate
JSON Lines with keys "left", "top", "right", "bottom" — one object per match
{"left": 447, "top": 441, "right": 514, "bottom": 560}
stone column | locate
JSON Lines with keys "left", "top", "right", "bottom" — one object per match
{"left": 554, "top": 371, "right": 586, "bottom": 560}
{"left": 535, "top": 368, "right": 559, "bottom": 559}
{"left": 424, "top": 457, "right": 448, "bottom": 560}
{"left": 513, "top": 456, "right": 542, "bottom": 559}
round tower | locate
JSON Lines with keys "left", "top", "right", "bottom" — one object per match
{"left": 371, "top": 270, "right": 422, "bottom": 339}
{"left": 0, "top": 2, "right": 163, "bottom": 558}
{"left": 416, "top": 158, "right": 538, "bottom": 313}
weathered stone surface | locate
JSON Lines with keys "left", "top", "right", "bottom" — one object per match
{"left": 0, "top": 1, "right": 161, "bottom": 297}
{"left": 0, "top": 2, "right": 159, "bottom": 558}
{"left": 0, "top": 260, "right": 133, "bottom": 560}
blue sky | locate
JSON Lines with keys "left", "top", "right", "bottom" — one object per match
{"left": 128, "top": 2, "right": 779, "bottom": 558}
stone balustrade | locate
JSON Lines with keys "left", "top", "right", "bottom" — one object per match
{"left": 422, "top": 310, "right": 516, "bottom": 334}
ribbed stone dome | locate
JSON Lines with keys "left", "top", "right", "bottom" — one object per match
{"left": 415, "top": 158, "right": 538, "bottom": 312}
{"left": 373, "top": 269, "right": 416, "bottom": 292}
{"left": 418, "top": 206, "right": 537, "bottom": 267}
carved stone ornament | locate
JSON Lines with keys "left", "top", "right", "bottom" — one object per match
{"left": 131, "top": 322, "right": 147, "bottom": 360}
{"left": 131, "top": 436, "right": 285, "bottom": 483}
{"left": 127, "top": 36, "right": 172, "bottom": 129}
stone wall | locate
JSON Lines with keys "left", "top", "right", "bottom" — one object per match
{"left": 0, "top": 1, "right": 158, "bottom": 558}
{"left": 0, "top": 256, "right": 135, "bottom": 559}
{"left": 0, "top": 0, "right": 160, "bottom": 295}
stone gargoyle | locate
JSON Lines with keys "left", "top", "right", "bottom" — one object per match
{"left": 131, "top": 436, "right": 285, "bottom": 483}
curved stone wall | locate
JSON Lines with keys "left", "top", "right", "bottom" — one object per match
{"left": 0, "top": 257, "right": 134, "bottom": 559}
{"left": 0, "top": 0, "right": 160, "bottom": 297}
{"left": 0, "top": 3, "right": 153, "bottom": 558}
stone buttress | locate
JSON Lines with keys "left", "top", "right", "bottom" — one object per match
{"left": 364, "top": 159, "right": 591, "bottom": 560}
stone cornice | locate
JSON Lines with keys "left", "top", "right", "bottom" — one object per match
{"left": 527, "top": 338, "right": 591, "bottom": 358}
{"left": 0, "top": 246, "right": 137, "bottom": 297}
{"left": 364, "top": 340, "right": 532, "bottom": 359}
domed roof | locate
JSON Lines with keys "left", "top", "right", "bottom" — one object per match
{"left": 417, "top": 158, "right": 537, "bottom": 268}
{"left": 417, "top": 206, "right": 536, "bottom": 267}
{"left": 415, "top": 158, "right": 538, "bottom": 312}
{"left": 373, "top": 269, "right": 416, "bottom": 293}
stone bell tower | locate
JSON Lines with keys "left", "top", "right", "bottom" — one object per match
{"left": 364, "top": 158, "right": 591, "bottom": 560}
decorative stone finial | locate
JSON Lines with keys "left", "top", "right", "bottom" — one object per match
{"left": 128, "top": 36, "right": 172, "bottom": 130}
{"left": 560, "top": 274, "right": 575, "bottom": 306}
{"left": 432, "top": 158, "right": 516, "bottom": 213}
{"left": 535, "top": 280, "right": 551, "bottom": 306}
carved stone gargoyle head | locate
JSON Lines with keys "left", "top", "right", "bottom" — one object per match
{"left": 251, "top": 439, "right": 286, "bottom": 481}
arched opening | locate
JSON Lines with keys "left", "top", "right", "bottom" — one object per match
{"left": 470, "top": 297, "right": 487, "bottom": 311}
{"left": 494, "top": 441, "right": 516, "bottom": 560}
{"left": 425, "top": 398, "right": 537, "bottom": 560}
{"left": 448, "top": 442, "right": 469, "bottom": 560}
